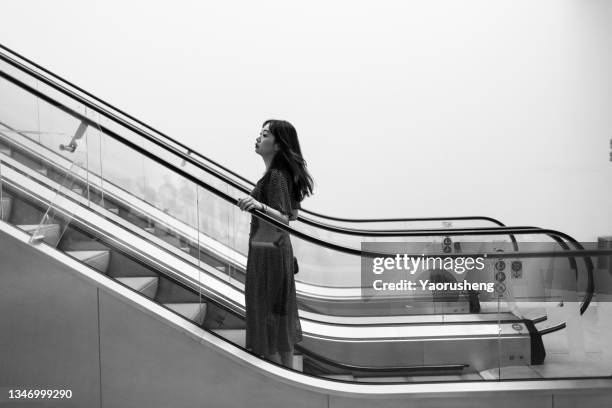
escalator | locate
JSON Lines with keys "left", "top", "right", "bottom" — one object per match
{"left": 1, "top": 43, "right": 611, "bottom": 406}
{"left": 0, "top": 153, "right": 550, "bottom": 379}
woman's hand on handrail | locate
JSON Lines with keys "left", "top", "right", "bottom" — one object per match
{"left": 237, "top": 196, "right": 289, "bottom": 224}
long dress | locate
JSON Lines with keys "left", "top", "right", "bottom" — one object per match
{"left": 245, "top": 168, "right": 302, "bottom": 356}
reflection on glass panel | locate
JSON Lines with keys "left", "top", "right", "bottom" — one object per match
{"left": 195, "top": 184, "right": 232, "bottom": 284}
{"left": 0, "top": 73, "right": 40, "bottom": 142}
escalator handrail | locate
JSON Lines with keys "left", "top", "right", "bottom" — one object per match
{"left": 538, "top": 323, "right": 567, "bottom": 336}
{"left": 0, "top": 53, "right": 595, "bottom": 315}
{"left": 0, "top": 43, "right": 511, "bottom": 230}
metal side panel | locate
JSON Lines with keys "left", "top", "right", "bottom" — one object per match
{"left": 0, "top": 226, "right": 101, "bottom": 407}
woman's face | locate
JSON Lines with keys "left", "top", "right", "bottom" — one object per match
{"left": 255, "top": 123, "right": 279, "bottom": 157}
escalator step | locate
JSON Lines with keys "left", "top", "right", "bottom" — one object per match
{"left": 71, "top": 187, "right": 84, "bottom": 196}
{"left": 322, "top": 374, "right": 354, "bottom": 381}
{"left": 479, "top": 365, "right": 541, "bottom": 380}
{"left": 154, "top": 277, "right": 202, "bottom": 303}
{"left": 58, "top": 228, "right": 110, "bottom": 252}
{"left": 106, "top": 251, "right": 158, "bottom": 279}
{"left": 212, "top": 329, "right": 245, "bottom": 348}
{"left": 108, "top": 208, "right": 119, "bottom": 215}
{"left": 201, "top": 302, "right": 245, "bottom": 330}
{"left": 36, "top": 167, "right": 48, "bottom": 176}
{"left": 293, "top": 354, "right": 303, "bottom": 372}
{"left": 1, "top": 196, "right": 12, "bottom": 221}
{"left": 66, "top": 250, "right": 111, "bottom": 273}
{"left": 165, "top": 303, "right": 207, "bottom": 325}
{"left": 18, "top": 223, "right": 61, "bottom": 245}
{"left": 116, "top": 276, "right": 159, "bottom": 299}
{"left": 9, "top": 196, "right": 52, "bottom": 225}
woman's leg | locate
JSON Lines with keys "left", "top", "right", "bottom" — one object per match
{"left": 280, "top": 349, "right": 294, "bottom": 369}
{"left": 266, "top": 352, "right": 282, "bottom": 365}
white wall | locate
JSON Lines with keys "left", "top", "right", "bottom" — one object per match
{"left": 1, "top": 0, "right": 611, "bottom": 240}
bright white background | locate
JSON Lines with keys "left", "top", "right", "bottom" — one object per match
{"left": 1, "top": 0, "right": 611, "bottom": 240}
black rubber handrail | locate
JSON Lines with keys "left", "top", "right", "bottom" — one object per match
{"left": 539, "top": 323, "right": 567, "bottom": 336}
{"left": 0, "top": 43, "right": 513, "bottom": 230}
{"left": 532, "top": 316, "right": 547, "bottom": 324}
{"left": 0, "top": 54, "right": 595, "bottom": 315}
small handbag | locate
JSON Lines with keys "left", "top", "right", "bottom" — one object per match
{"left": 293, "top": 257, "right": 299, "bottom": 274}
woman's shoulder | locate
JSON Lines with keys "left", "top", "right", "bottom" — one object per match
{"left": 250, "top": 173, "right": 267, "bottom": 196}
{"left": 268, "top": 167, "right": 287, "bottom": 177}
{"left": 266, "top": 168, "right": 291, "bottom": 185}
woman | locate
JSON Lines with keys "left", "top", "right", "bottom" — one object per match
{"left": 237, "top": 119, "right": 314, "bottom": 368}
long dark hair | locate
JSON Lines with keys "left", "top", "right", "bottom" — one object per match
{"left": 263, "top": 119, "right": 314, "bottom": 203}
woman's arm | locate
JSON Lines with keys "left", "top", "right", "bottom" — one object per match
{"left": 237, "top": 196, "right": 290, "bottom": 224}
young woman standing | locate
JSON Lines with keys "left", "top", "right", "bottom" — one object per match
{"left": 237, "top": 119, "right": 314, "bottom": 368}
